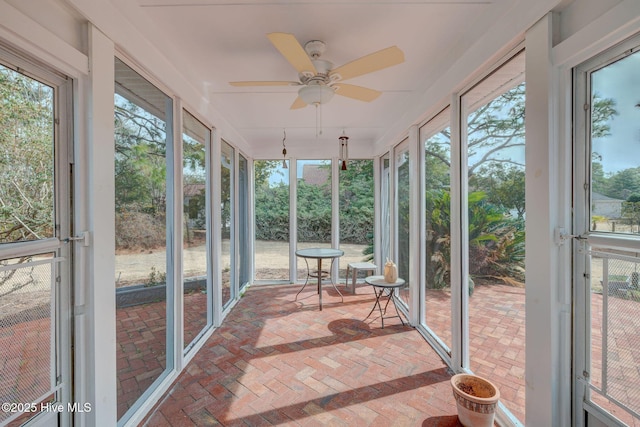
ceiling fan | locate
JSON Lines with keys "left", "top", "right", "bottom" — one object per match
{"left": 230, "top": 33, "right": 405, "bottom": 110}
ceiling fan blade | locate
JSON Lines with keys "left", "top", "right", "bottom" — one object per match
{"left": 334, "top": 83, "right": 382, "bottom": 102}
{"left": 267, "top": 32, "right": 317, "bottom": 76}
{"left": 290, "top": 96, "right": 307, "bottom": 110}
{"left": 330, "top": 46, "right": 404, "bottom": 81}
{"left": 229, "top": 81, "right": 298, "bottom": 87}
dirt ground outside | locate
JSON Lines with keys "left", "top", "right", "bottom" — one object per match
{"left": 115, "top": 239, "right": 370, "bottom": 286}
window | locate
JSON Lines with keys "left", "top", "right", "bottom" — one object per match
{"left": 395, "top": 140, "right": 410, "bottom": 304}
{"left": 339, "top": 160, "right": 375, "bottom": 278}
{"left": 380, "top": 154, "right": 391, "bottom": 269}
{"left": 182, "top": 109, "right": 211, "bottom": 350}
{"left": 238, "top": 154, "right": 250, "bottom": 291}
{"left": 254, "top": 160, "right": 290, "bottom": 281}
{"left": 114, "top": 57, "right": 174, "bottom": 420}
{"left": 221, "top": 140, "right": 234, "bottom": 307}
{"left": 296, "top": 159, "right": 332, "bottom": 281}
{"left": 461, "top": 50, "right": 526, "bottom": 422}
{"left": 421, "top": 107, "right": 452, "bottom": 352}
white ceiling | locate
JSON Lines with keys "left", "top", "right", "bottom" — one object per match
{"left": 109, "top": 0, "right": 521, "bottom": 155}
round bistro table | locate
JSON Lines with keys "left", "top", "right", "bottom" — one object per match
{"left": 363, "top": 275, "right": 406, "bottom": 328}
{"left": 295, "top": 248, "right": 344, "bottom": 310}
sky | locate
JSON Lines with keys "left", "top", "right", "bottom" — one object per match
{"left": 592, "top": 52, "right": 640, "bottom": 174}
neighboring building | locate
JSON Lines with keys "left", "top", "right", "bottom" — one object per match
{"left": 592, "top": 192, "right": 623, "bottom": 218}
{"left": 183, "top": 182, "right": 206, "bottom": 228}
{"left": 301, "top": 164, "right": 330, "bottom": 186}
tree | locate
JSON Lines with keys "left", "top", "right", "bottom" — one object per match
{"left": 622, "top": 194, "right": 640, "bottom": 232}
{"left": 254, "top": 160, "right": 290, "bottom": 241}
{"left": 421, "top": 82, "right": 617, "bottom": 290}
{"left": 114, "top": 96, "right": 169, "bottom": 250}
{"left": 0, "top": 65, "right": 55, "bottom": 244}
{"left": 469, "top": 164, "right": 525, "bottom": 218}
{"left": 339, "top": 160, "right": 374, "bottom": 244}
{"left": 114, "top": 98, "right": 168, "bottom": 215}
{"left": 603, "top": 167, "right": 640, "bottom": 200}
{"left": 591, "top": 161, "right": 608, "bottom": 195}
{"left": 0, "top": 65, "right": 56, "bottom": 297}
{"left": 591, "top": 93, "right": 618, "bottom": 139}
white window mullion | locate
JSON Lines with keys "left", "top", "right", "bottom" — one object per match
{"left": 449, "top": 92, "right": 465, "bottom": 371}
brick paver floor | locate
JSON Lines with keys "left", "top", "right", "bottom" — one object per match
{"left": 144, "top": 283, "right": 464, "bottom": 426}
{"left": 4, "top": 279, "right": 639, "bottom": 425}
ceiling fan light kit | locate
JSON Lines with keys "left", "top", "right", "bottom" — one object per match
{"left": 298, "top": 84, "right": 335, "bottom": 105}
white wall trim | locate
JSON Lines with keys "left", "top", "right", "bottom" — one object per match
{"left": 408, "top": 125, "right": 420, "bottom": 326}
{"left": 553, "top": 0, "right": 640, "bottom": 69}
{"left": 211, "top": 128, "right": 223, "bottom": 327}
{"left": 524, "top": 13, "right": 566, "bottom": 427}
{"left": 85, "top": 23, "right": 117, "bottom": 426}
{"left": 0, "top": 1, "right": 88, "bottom": 77}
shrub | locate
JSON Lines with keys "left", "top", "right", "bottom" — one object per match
{"left": 115, "top": 210, "right": 166, "bottom": 250}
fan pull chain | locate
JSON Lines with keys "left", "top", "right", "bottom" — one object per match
{"left": 313, "top": 102, "right": 324, "bottom": 138}
{"left": 314, "top": 103, "right": 319, "bottom": 138}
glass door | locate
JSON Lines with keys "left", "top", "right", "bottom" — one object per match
{"left": 421, "top": 107, "right": 453, "bottom": 355}
{"left": 114, "top": 57, "right": 174, "bottom": 422}
{"left": 220, "top": 140, "right": 234, "bottom": 308}
{"left": 395, "top": 140, "right": 410, "bottom": 304}
{"left": 575, "top": 35, "right": 640, "bottom": 426}
{"left": 0, "top": 49, "right": 72, "bottom": 426}
{"left": 460, "top": 50, "right": 526, "bottom": 422}
{"left": 182, "top": 110, "right": 211, "bottom": 351}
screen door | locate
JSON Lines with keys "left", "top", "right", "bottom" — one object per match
{"left": 574, "top": 35, "right": 640, "bottom": 427}
{"left": 0, "top": 48, "right": 73, "bottom": 426}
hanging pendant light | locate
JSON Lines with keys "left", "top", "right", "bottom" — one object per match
{"left": 339, "top": 131, "right": 349, "bottom": 171}
{"left": 282, "top": 129, "right": 288, "bottom": 169}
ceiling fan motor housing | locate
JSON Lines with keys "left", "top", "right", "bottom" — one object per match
{"left": 304, "top": 40, "right": 326, "bottom": 58}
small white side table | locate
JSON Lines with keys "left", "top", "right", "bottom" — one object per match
{"left": 345, "top": 262, "right": 377, "bottom": 294}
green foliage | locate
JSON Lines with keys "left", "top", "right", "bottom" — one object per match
{"left": 297, "top": 180, "right": 332, "bottom": 242}
{"left": 601, "top": 167, "right": 640, "bottom": 200}
{"left": 255, "top": 179, "right": 290, "bottom": 241}
{"left": 469, "top": 164, "right": 525, "bottom": 218}
{"left": 591, "top": 93, "right": 618, "bottom": 139}
{"left": 425, "top": 190, "right": 525, "bottom": 289}
{"left": 254, "top": 160, "right": 375, "bottom": 246}
{"left": 255, "top": 160, "right": 283, "bottom": 187}
{"left": 466, "top": 83, "right": 525, "bottom": 175}
{"left": 591, "top": 162, "right": 607, "bottom": 194}
{"left": 145, "top": 266, "right": 167, "bottom": 287}
{"left": 425, "top": 190, "right": 451, "bottom": 289}
{"left": 622, "top": 194, "right": 640, "bottom": 230}
{"left": 339, "top": 160, "right": 374, "bottom": 244}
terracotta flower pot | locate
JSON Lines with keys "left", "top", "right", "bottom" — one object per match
{"left": 451, "top": 374, "right": 500, "bottom": 427}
